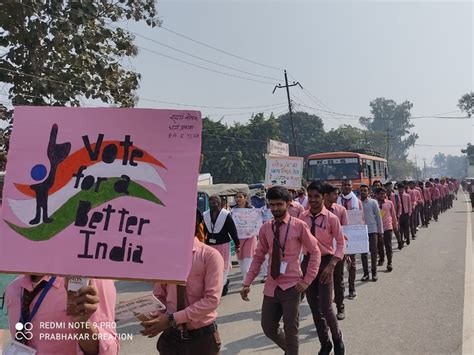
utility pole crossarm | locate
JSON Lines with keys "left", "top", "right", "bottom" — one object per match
{"left": 273, "top": 70, "right": 300, "bottom": 157}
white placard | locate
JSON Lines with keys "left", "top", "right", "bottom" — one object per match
{"left": 346, "top": 210, "right": 364, "bottom": 225}
{"left": 264, "top": 155, "right": 304, "bottom": 190}
{"left": 267, "top": 139, "right": 289, "bottom": 156}
{"left": 231, "top": 208, "right": 262, "bottom": 239}
{"left": 341, "top": 224, "right": 369, "bottom": 254}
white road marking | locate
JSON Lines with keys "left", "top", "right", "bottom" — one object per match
{"left": 462, "top": 193, "right": 473, "bottom": 355}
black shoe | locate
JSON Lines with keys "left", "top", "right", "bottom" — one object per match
{"left": 348, "top": 291, "right": 357, "bottom": 300}
{"left": 372, "top": 274, "right": 378, "bottom": 282}
{"left": 398, "top": 243, "right": 403, "bottom": 250}
{"left": 387, "top": 264, "right": 393, "bottom": 272}
{"left": 406, "top": 239, "right": 411, "bottom": 245}
{"left": 361, "top": 274, "right": 370, "bottom": 282}
{"left": 337, "top": 308, "right": 345, "bottom": 321}
{"left": 318, "top": 341, "right": 333, "bottom": 355}
{"left": 378, "top": 259, "right": 384, "bottom": 266}
{"left": 222, "top": 279, "right": 229, "bottom": 296}
{"left": 334, "top": 338, "right": 345, "bottom": 355}
{"left": 412, "top": 235, "right": 416, "bottom": 240}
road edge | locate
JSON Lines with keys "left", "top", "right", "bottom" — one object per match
{"left": 462, "top": 193, "right": 473, "bottom": 355}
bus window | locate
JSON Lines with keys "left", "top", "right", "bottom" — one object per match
{"left": 372, "top": 160, "right": 377, "bottom": 177}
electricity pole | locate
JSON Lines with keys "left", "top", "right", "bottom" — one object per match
{"left": 273, "top": 70, "right": 302, "bottom": 156}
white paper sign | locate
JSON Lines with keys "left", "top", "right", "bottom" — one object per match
{"left": 3, "top": 340, "right": 37, "bottom": 355}
{"left": 231, "top": 208, "right": 262, "bottom": 239}
{"left": 341, "top": 225, "right": 369, "bottom": 254}
{"left": 115, "top": 294, "right": 165, "bottom": 324}
{"left": 267, "top": 139, "right": 289, "bottom": 156}
{"left": 264, "top": 155, "right": 304, "bottom": 190}
{"left": 346, "top": 210, "right": 364, "bottom": 225}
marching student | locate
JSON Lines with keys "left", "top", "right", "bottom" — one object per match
{"left": 337, "top": 179, "right": 363, "bottom": 299}
{"left": 359, "top": 185, "right": 383, "bottom": 282}
{"left": 240, "top": 186, "right": 321, "bottom": 355}
{"left": 300, "top": 183, "right": 346, "bottom": 355}
{"left": 144, "top": 210, "right": 224, "bottom": 355}
{"left": 430, "top": 179, "right": 441, "bottom": 222}
{"left": 414, "top": 181, "right": 425, "bottom": 228}
{"left": 376, "top": 187, "right": 398, "bottom": 272}
{"left": 406, "top": 181, "right": 418, "bottom": 240}
{"left": 397, "top": 183, "right": 413, "bottom": 246}
{"left": 6, "top": 276, "right": 118, "bottom": 354}
{"left": 322, "top": 184, "right": 348, "bottom": 321}
{"left": 288, "top": 198, "right": 305, "bottom": 219}
{"left": 384, "top": 182, "right": 403, "bottom": 249}
{"left": 203, "top": 195, "right": 240, "bottom": 296}
{"left": 232, "top": 191, "right": 258, "bottom": 281}
{"left": 421, "top": 181, "right": 432, "bottom": 226}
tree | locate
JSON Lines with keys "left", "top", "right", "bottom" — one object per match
{"left": 0, "top": 1, "right": 159, "bottom": 170}
{"left": 0, "top": 1, "right": 159, "bottom": 107}
{"left": 360, "top": 98, "right": 418, "bottom": 161}
{"left": 462, "top": 144, "right": 474, "bottom": 166}
{"left": 458, "top": 92, "right": 474, "bottom": 117}
{"left": 433, "top": 153, "right": 447, "bottom": 170}
{"left": 277, "top": 111, "right": 325, "bottom": 157}
{"left": 201, "top": 113, "right": 280, "bottom": 184}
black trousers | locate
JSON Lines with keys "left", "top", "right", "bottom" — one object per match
{"left": 418, "top": 203, "right": 426, "bottom": 226}
{"left": 157, "top": 327, "right": 221, "bottom": 355}
{"left": 432, "top": 199, "right": 439, "bottom": 220}
{"left": 377, "top": 230, "right": 393, "bottom": 265}
{"left": 399, "top": 213, "right": 410, "bottom": 243}
{"left": 409, "top": 210, "right": 417, "bottom": 237}
{"left": 424, "top": 202, "right": 431, "bottom": 223}
{"left": 333, "top": 258, "right": 345, "bottom": 311}
{"left": 361, "top": 233, "right": 379, "bottom": 275}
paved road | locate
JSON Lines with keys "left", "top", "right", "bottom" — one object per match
{"left": 118, "top": 195, "right": 472, "bottom": 354}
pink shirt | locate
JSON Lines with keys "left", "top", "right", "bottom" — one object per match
{"left": 154, "top": 239, "right": 224, "bottom": 330}
{"left": 244, "top": 213, "right": 321, "bottom": 297}
{"left": 423, "top": 187, "right": 432, "bottom": 203}
{"left": 431, "top": 186, "right": 441, "bottom": 199}
{"left": 388, "top": 193, "right": 402, "bottom": 218}
{"left": 300, "top": 207, "right": 346, "bottom": 259}
{"left": 378, "top": 199, "right": 398, "bottom": 231}
{"left": 415, "top": 187, "right": 424, "bottom": 203}
{"left": 327, "top": 203, "right": 348, "bottom": 226}
{"left": 6, "top": 276, "right": 118, "bottom": 355}
{"left": 288, "top": 201, "right": 305, "bottom": 219}
{"left": 400, "top": 192, "right": 412, "bottom": 215}
{"left": 408, "top": 189, "right": 417, "bottom": 209}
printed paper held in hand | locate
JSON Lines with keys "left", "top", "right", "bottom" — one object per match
{"left": 341, "top": 225, "right": 369, "bottom": 254}
{"left": 115, "top": 294, "right": 165, "bottom": 324}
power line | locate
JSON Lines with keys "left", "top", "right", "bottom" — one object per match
{"left": 160, "top": 26, "right": 284, "bottom": 72}
{"left": 106, "top": 24, "right": 282, "bottom": 82}
{"left": 137, "top": 46, "right": 277, "bottom": 85}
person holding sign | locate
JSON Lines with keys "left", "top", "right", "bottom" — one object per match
{"left": 322, "top": 184, "right": 349, "bottom": 321}
{"left": 232, "top": 191, "right": 260, "bottom": 280}
{"left": 359, "top": 184, "right": 383, "bottom": 282}
{"left": 337, "top": 179, "right": 362, "bottom": 300}
{"left": 5, "top": 275, "right": 118, "bottom": 354}
{"left": 203, "top": 195, "right": 240, "bottom": 297}
{"left": 300, "top": 183, "right": 346, "bottom": 355}
{"left": 376, "top": 187, "right": 398, "bottom": 272}
{"left": 240, "top": 186, "right": 321, "bottom": 355}
{"left": 143, "top": 210, "right": 224, "bottom": 355}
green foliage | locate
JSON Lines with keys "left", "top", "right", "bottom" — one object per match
{"left": 461, "top": 144, "right": 474, "bottom": 165}
{"left": 458, "top": 92, "right": 474, "bottom": 117}
{"left": 433, "top": 152, "right": 467, "bottom": 178}
{"left": 0, "top": 0, "right": 159, "bottom": 107}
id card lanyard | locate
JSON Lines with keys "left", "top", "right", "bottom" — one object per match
{"left": 273, "top": 217, "right": 291, "bottom": 257}
{"left": 20, "top": 276, "right": 56, "bottom": 324}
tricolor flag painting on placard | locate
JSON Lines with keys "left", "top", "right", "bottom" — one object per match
{"left": 0, "top": 107, "right": 202, "bottom": 282}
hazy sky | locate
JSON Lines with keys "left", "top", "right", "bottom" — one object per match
{"left": 123, "top": 0, "right": 473, "bottom": 166}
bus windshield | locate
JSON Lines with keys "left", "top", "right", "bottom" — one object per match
{"left": 308, "top": 157, "right": 360, "bottom": 181}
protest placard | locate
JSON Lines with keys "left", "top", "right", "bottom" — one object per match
{"left": 341, "top": 224, "right": 369, "bottom": 254}
{"left": 346, "top": 210, "right": 364, "bottom": 225}
{"left": 264, "top": 155, "right": 304, "bottom": 190}
{"left": 115, "top": 294, "right": 165, "bottom": 324}
{"left": 231, "top": 208, "right": 262, "bottom": 239}
{"left": 0, "top": 107, "right": 202, "bottom": 282}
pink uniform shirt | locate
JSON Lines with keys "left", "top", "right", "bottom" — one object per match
{"left": 154, "top": 239, "right": 224, "bottom": 330}
{"left": 408, "top": 189, "right": 417, "bottom": 209}
{"left": 300, "top": 207, "right": 346, "bottom": 259}
{"left": 431, "top": 185, "right": 441, "bottom": 199}
{"left": 423, "top": 187, "right": 432, "bottom": 203}
{"left": 388, "top": 193, "right": 402, "bottom": 218}
{"left": 244, "top": 213, "right": 321, "bottom": 297}
{"left": 400, "top": 192, "right": 412, "bottom": 215}
{"left": 415, "top": 187, "right": 424, "bottom": 203}
{"left": 328, "top": 203, "right": 348, "bottom": 226}
{"left": 378, "top": 199, "right": 398, "bottom": 231}
{"left": 6, "top": 276, "right": 118, "bottom": 355}
{"left": 288, "top": 201, "right": 305, "bottom": 219}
